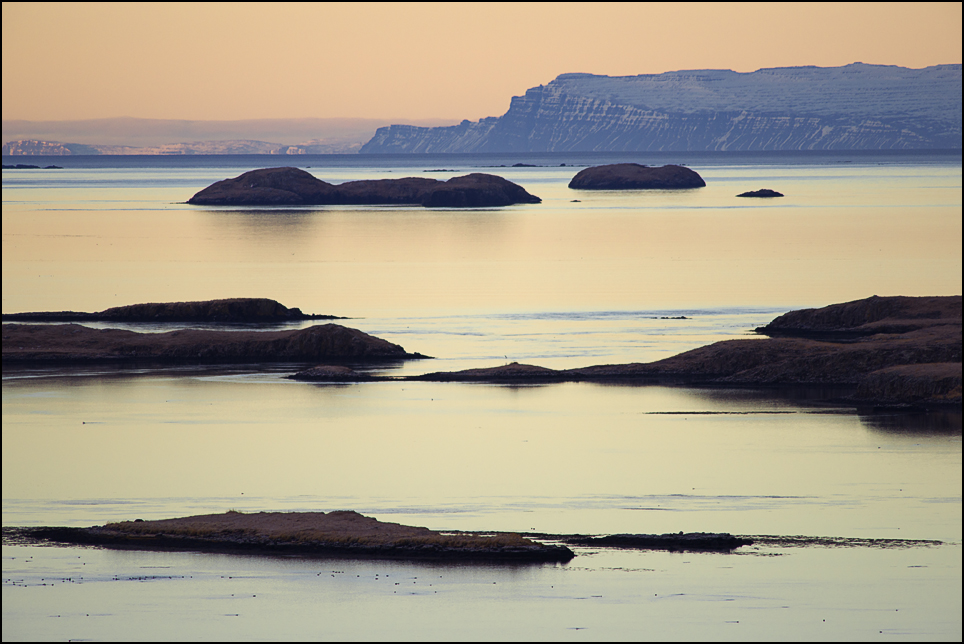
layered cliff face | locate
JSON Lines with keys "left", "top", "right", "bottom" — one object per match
{"left": 361, "top": 63, "right": 962, "bottom": 153}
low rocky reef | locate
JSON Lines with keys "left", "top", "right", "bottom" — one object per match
{"left": 6, "top": 510, "right": 762, "bottom": 560}
{"left": 737, "top": 189, "right": 784, "bottom": 198}
{"left": 555, "top": 533, "right": 754, "bottom": 552}
{"left": 9, "top": 511, "right": 575, "bottom": 563}
{"left": 1, "top": 298, "right": 339, "bottom": 324}
{"left": 2, "top": 164, "right": 63, "bottom": 170}
{"left": 568, "top": 164, "right": 705, "bottom": 190}
{"left": 187, "top": 167, "right": 541, "bottom": 208}
{"left": 1, "top": 322, "right": 428, "bottom": 364}
{"left": 293, "top": 296, "right": 961, "bottom": 408}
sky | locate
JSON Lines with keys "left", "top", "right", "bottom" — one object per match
{"left": 2, "top": 2, "right": 962, "bottom": 123}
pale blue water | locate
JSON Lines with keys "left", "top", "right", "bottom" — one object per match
{"left": 3, "top": 151, "right": 962, "bottom": 640}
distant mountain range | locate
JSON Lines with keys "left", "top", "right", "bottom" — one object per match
{"left": 1, "top": 117, "right": 456, "bottom": 156}
{"left": 2, "top": 138, "right": 362, "bottom": 155}
{"left": 5, "top": 64, "right": 960, "bottom": 155}
{"left": 361, "top": 63, "right": 962, "bottom": 153}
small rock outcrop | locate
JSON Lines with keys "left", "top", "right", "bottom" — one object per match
{"left": 568, "top": 164, "right": 706, "bottom": 190}
{"left": 410, "top": 362, "right": 567, "bottom": 382}
{"left": 737, "top": 189, "right": 784, "bottom": 197}
{"left": 188, "top": 167, "right": 541, "bottom": 207}
{"left": 290, "top": 365, "right": 376, "bottom": 382}
{"left": 1, "top": 298, "right": 337, "bottom": 323}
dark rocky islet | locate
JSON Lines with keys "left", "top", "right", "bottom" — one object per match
{"left": 187, "top": 167, "right": 541, "bottom": 207}
{"left": 1, "top": 297, "right": 340, "bottom": 324}
{"left": 737, "top": 189, "right": 784, "bottom": 197}
{"left": 1, "top": 322, "right": 429, "bottom": 364}
{"left": 568, "top": 163, "right": 706, "bottom": 190}
{"left": 341, "top": 295, "right": 961, "bottom": 408}
{"left": 6, "top": 511, "right": 575, "bottom": 563}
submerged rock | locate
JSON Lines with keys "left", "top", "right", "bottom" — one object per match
{"left": 568, "top": 163, "right": 705, "bottom": 190}
{"left": 188, "top": 167, "right": 541, "bottom": 207}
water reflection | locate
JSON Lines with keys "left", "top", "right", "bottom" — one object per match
{"left": 859, "top": 409, "right": 963, "bottom": 434}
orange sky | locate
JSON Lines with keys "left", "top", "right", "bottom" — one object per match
{"left": 2, "top": 2, "right": 961, "bottom": 122}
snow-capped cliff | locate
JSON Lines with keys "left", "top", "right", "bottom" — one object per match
{"left": 361, "top": 63, "right": 962, "bottom": 153}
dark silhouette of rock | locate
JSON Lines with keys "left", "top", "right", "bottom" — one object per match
{"left": 290, "top": 365, "right": 376, "bottom": 382}
{"left": 2, "top": 298, "right": 339, "bottom": 323}
{"left": 187, "top": 167, "right": 338, "bottom": 205}
{"left": 563, "top": 532, "right": 753, "bottom": 552}
{"left": 13, "top": 511, "right": 575, "bottom": 562}
{"left": 568, "top": 164, "right": 705, "bottom": 190}
{"left": 737, "top": 189, "right": 784, "bottom": 197}
{"left": 421, "top": 173, "right": 541, "bottom": 207}
{"left": 398, "top": 296, "right": 961, "bottom": 407}
{"left": 757, "top": 295, "right": 961, "bottom": 338}
{"left": 409, "top": 362, "right": 568, "bottom": 383}
{"left": 188, "top": 167, "right": 541, "bottom": 207}
{"left": 2, "top": 323, "right": 429, "bottom": 364}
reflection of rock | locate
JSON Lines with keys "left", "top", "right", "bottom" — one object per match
{"left": 568, "top": 164, "right": 706, "bottom": 189}
{"left": 2, "top": 323, "right": 428, "bottom": 364}
{"left": 2, "top": 298, "right": 338, "bottom": 323}
{"left": 188, "top": 167, "right": 541, "bottom": 207}
{"left": 854, "top": 363, "right": 961, "bottom": 405}
{"left": 737, "top": 189, "right": 783, "bottom": 197}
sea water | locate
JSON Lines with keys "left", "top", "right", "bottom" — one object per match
{"left": 2, "top": 151, "right": 962, "bottom": 640}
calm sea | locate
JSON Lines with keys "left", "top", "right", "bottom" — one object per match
{"left": 2, "top": 151, "right": 962, "bottom": 640}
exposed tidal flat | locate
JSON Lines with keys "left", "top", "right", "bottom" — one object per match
{"left": 2, "top": 151, "right": 962, "bottom": 640}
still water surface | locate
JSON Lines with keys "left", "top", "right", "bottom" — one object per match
{"left": 3, "top": 151, "right": 962, "bottom": 640}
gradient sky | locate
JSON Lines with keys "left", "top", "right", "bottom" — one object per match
{"left": 3, "top": 2, "right": 961, "bottom": 122}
